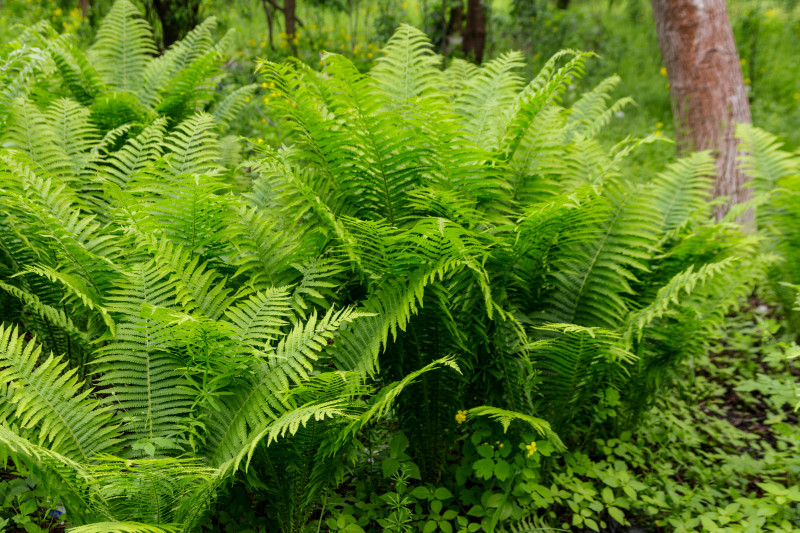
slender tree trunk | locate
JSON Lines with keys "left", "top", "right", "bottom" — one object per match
{"left": 78, "top": 0, "right": 89, "bottom": 17}
{"left": 261, "top": 0, "right": 275, "bottom": 50}
{"left": 284, "top": 0, "right": 297, "bottom": 54}
{"left": 652, "top": 0, "right": 752, "bottom": 223}
{"left": 462, "top": 0, "right": 486, "bottom": 64}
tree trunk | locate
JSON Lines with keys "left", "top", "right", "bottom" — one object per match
{"left": 284, "top": 0, "right": 297, "bottom": 55}
{"left": 261, "top": 0, "right": 275, "bottom": 50}
{"left": 462, "top": 0, "right": 486, "bottom": 64}
{"left": 556, "top": 0, "right": 570, "bottom": 9}
{"left": 150, "top": 0, "right": 202, "bottom": 49}
{"left": 78, "top": 0, "right": 89, "bottom": 17}
{"left": 652, "top": 0, "right": 752, "bottom": 223}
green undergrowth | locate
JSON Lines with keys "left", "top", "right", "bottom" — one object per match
{"left": 202, "top": 301, "right": 800, "bottom": 532}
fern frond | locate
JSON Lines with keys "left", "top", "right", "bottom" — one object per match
{"left": 205, "top": 306, "right": 366, "bottom": 466}
{"left": 455, "top": 50, "right": 525, "bottom": 150}
{"left": 224, "top": 287, "right": 294, "bottom": 351}
{"left": 68, "top": 524, "right": 181, "bottom": 533}
{"left": 138, "top": 17, "right": 219, "bottom": 108}
{"left": 3, "top": 98, "right": 73, "bottom": 179}
{"left": 97, "top": 118, "right": 168, "bottom": 188}
{"left": 465, "top": 405, "right": 563, "bottom": 449}
{"left": 161, "top": 113, "right": 221, "bottom": 176}
{"left": 545, "top": 181, "right": 661, "bottom": 328}
{"left": 527, "top": 323, "right": 636, "bottom": 431}
{"left": 97, "top": 262, "right": 193, "bottom": 447}
{"left": 89, "top": 0, "right": 157, "bottom": 92}
{"left": 212, "top": 83, "right": 258, "bottom": 130}
{"left": 49, "top": 36, "right": 105, "bottom": 106}
{"left": 650, "top": 151, "right": 715, "bottom": 238}
{"left": 625, "top": 256, "right": 741, "bottom": 340}
{"left": 371, "top": 24, "right": 445, "bottom": 110}
{"left": 0, "top": 325, "right": 120, "bottom": 462}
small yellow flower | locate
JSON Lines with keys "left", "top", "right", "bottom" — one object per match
{"left": 257, "top": 138, "right": 264, "bottom": 143}
{"left": 499, "top": 443, "right": 504, "bottom": 448}
{"left": 260, "top": 41, "right": 267, "bottom": 47}
{"left": 665, "top": 83, "right": 670, "bottom": 89}
{"left": 525, "top": 441, "right": 537, "bottom": 457}
{"left": 261, "top": 82, "right": 268, "bottom": 88}
{"left": 794, "top": 93, "right": 800, "bottom": 99}
{"left": 656, "top": 122, "right": 664, "bottom": 128}
{"left": 54, "top": 7, "right": 63, "bottom": 15}
{"left": 660, "top": 67, "right": 667, "bottom": 76}
{"left": 455, "top": 410, "right": 467, "bottom": 424}
{"left": 367, "top": 52, "right": 373, "bottom": 58}
{"left": 655, "top": 130, "right": 662, "bottom": 136}
{"left": 740, "top": 58, "right": 747, "bottom": 66}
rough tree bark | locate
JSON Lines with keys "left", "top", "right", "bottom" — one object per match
{"left": 462, "top": 0, "right": 486, "bottom": 64}
{"left": 651, "top": 0, "right": 752, "bottom": 222}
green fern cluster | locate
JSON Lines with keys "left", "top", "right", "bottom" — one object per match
{"left": 735, "top": 124, "right": 800, "bottom": 331}
{"left": 0, "top": 15, "right": 769, "bottom": 532}
{"left": 0, "top": 0, "right": 256, "bottom": 134}
{"left": 252, "top": 25, "right": 763, "bottom": 477}
{"left": 0, "top": 10, "right": 476, "bottom": 533}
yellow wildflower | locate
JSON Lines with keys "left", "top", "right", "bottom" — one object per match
{"left": 660, "top": 67, "right": 667, "bottom": 76}
{"left": 526, "top": 441, "right": 537, "bottom": 457}
{"left": 656, "top": 122, "right": 663, "bottom": 128}
{"left": 54, "top": 7, "right": 63, "bottom": 15}
{"left": 794, "top": 93, "right": 800, "bottom": 99}
{"left": 744, "top": 77, "right": 751, "bottom": 85}
{"left": 261, "top": 82, "right": 268, "bottom": 88}
{"left": 740, "top": 58, "right": 746, "bottom": 66}
{"left": 455, "top": 410, "right": 467, "bottom": 424}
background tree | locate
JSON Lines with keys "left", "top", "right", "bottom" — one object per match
{"left": 652, "top": 0, "right": 752, "bottom": 222}
{"left": 462, "top": 0, "right": 486, "bottom": 62}
{"left": 145, "top": 0, "right": 203, "bottom": 48}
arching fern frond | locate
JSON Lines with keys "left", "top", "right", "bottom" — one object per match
{"left": 88, "top": 0, "right": 157, "bottom": 92}
{"left": 0, "top": 325, "right": 120, "bottom": 462}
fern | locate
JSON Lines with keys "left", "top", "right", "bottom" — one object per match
{"left": 88, "top": 0, "right": 157, "bottom": 93}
